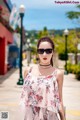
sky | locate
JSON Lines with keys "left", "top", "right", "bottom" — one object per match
{"left": 11, "top": 0, "right": 80, "bottom": 30}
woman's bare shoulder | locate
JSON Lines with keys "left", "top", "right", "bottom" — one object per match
{"left": 30, "top": 64, "right": 38, "bottom": 73}
{"left": 55, "top": 68, "right": 64, "bottom": 79}
{"left": 57, "top": 68, "right": 64, "bottom": 75}
{"left": 24, "top": 64, "right": 38, "bottom": 78}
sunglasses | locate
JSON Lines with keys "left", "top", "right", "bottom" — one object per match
{"left": 37, "top": 48, "right": 53, "bottom": 54}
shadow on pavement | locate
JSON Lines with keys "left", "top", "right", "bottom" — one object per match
{"left": 0, "top": 68, "right": 18, "bottom": 84}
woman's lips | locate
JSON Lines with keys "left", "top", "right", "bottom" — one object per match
{"left": 43, "top": 58, "right": 47, "bottom": 60}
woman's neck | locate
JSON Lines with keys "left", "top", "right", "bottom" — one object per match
{"left": 39, "top": 63, "right": 52, "bottom": 69}
{"left": 39, "top": 63, "right": 51, "bottom": 66}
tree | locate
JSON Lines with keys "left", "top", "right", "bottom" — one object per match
{"left": 38, "top": 27, "right": 49, "bottom": 39}
{"left": 51, "top": 29, "right": 80, "bottom": 61}
{"left": 66, "top": 5, "right": 80, "bottom": 64}
{"left": 66, "top": 5, "right": 80, "bottom": 25}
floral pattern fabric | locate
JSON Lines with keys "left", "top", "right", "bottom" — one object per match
{"left": 20, "top": 67, "right": 61, "bottom": 120}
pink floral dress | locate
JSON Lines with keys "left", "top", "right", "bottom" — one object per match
{"left": 20, "top": 67, "right": 61, "bottom": 120}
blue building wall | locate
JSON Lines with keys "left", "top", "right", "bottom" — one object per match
{"left": 8, "top": 45, "right": 20, "bottom": 68}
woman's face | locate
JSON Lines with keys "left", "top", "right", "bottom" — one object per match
{"left": 38, "top": 41, "right": 53, "bottom": 65}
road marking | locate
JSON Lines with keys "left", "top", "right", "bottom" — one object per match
{"left": 0, "top": 102, "right": 18, "bottom": 107}
{"left": 66, "top": 110, "right": 80, "bottom": 116}
{"left": 0, "top": 103, "right": 80, "bottom": 117}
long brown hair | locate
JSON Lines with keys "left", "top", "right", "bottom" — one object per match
{"left": 37, "top": 37, "right": 55, "bottom": 66}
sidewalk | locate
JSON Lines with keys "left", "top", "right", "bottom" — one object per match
{"left": 63, "top": 74, "right": 80, "bottom": 120}
{"left": 0, "top": 59, "right": 80, "bottom": 120}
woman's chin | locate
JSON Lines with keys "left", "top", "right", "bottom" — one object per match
{"left": 41, "top": 61, "right": 50, "bottom": 65}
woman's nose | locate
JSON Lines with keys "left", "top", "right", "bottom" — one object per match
{"left": 43, "top": 52, "right": 47, "bottom": 55}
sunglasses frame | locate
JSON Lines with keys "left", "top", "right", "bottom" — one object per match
{"left": 37, "top": 48, "right": 53, "bottom": 54}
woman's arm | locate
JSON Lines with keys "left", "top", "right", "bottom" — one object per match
{"left": 57, "top": 70, "right": 65, "bottom": 120}
{"left": 24, "top": 69, "right": 28, "bottom": 79}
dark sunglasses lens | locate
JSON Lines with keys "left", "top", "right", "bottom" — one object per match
{"left": 37, "top": 49, "right": 44, "bottom": 54}
{"left": 46, "top": 49, "right": 52, "bottom": 54}
{"left": 38, "top": 49, "right": 52, "bottom": 54}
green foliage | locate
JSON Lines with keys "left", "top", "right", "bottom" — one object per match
{"left": 31, "top": 46, "right": 37, "bottom": 55}
{"left": 76, "top": 67, "right": 80, "bottom": 80}
{"left": 66, "top": 11, "right": 80, "bottom": 19}
{"left": 67, "top": 62, "right": 80, "bottom": 80}
{"left": 59, "top": 53, "right": 68, "bottom": 60}
{"left": 68, "top": 30, "right": 79, "bottom": 53}
{"left": 67, "top": 63, "right": 77, "bottom": 74}
{"left": 75, "top": 62, "right": 80, "bottom": 80}
{"left": 16, "top": 26, "right": 21, "bottom": 33}
{"left": 54, "top": 29, "right": 80, "bottom": 55}
{"left": 38, "top": 27, "right": 49, "bottom": 38}
{"left": 25, "top": 28, "right": 80, "bottom": 60}
{"left": 66, "top": 5, "right": 80, "bottom": 21}
{"left": 53, "top": 34, "right": 65, "bottom": 54}
{"left": 33, "top": 58, "right": 37, "bottom": 64}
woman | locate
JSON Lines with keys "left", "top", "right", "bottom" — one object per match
{"left": 20, "top": 37, "right": 65, "bottom": 120}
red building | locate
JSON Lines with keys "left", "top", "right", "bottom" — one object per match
{"left": 0, "top": 0, "right": 13, "bottom": 75}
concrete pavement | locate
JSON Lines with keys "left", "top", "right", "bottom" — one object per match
{"left": 0, "top": 60, "right": 80, "bottom": 120}
{"left": 63, "top": 74, "right": 80, "bottom": 120}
